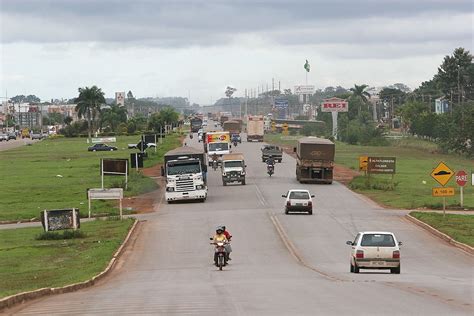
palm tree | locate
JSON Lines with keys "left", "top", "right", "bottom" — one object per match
{"left": 101, "top": 104, "right": 128, "bottom": 132}
{"left": 75, "top": 86, "right": 106, "bottom": 142}
{"left": 350, "top": 84, "right": 371, "bottom": 103}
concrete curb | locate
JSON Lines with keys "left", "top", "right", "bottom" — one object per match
{"left": 406, "top": 214, "right": 474, "bottom": 256}
{"left": 0, "top": 219, "right": 139, "bottom": 312}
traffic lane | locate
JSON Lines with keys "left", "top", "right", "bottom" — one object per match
{"left": 251, "top": 150, "right": 473, "bottom": 310}
{"left": 14, "top": 206, "right": 458, "bottom": 315}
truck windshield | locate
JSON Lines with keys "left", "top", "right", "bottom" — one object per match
{"left": 167, "top": 162, "right": 201, "bottom": 175}
{"left": 224, "top": 161, "right": 242, "bottom": 168}
{"left": 209, "top": 143, "right": 229, "bottom": 152}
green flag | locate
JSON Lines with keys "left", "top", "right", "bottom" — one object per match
{"left": 304, "top": 60, "right": 310, "bottom": 72}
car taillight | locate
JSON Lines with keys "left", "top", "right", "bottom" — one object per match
{"left": 393, "top": 250, "right": 400, "bottom": 259}
{"left": 356, "top": 250, "right": 364, "bottom": 258}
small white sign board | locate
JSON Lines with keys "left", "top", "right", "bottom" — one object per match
{"left": 92, "top": 137, "right": 117, "bottom": 143}
{"left": 88, "top": 188, "right": 124, "bottom": 219}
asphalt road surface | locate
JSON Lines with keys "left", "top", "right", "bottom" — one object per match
{"left": 9, "top": 123, "right": 473, "bottom": 315}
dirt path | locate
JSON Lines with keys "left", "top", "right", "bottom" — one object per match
{"left": 122, "top": 164, "right": 163, "bottom": 214}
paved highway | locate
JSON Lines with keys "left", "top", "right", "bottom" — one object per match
{"left": 9, "top": 123, "right": 473, "bottom": 315}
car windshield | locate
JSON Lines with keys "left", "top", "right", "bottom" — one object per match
{"left": 224, "top": 161, "right": 243, "bottom": 168}
{"left": 209, "top": 143, "right": 229, "bottom": 152}
{"left": 289, "top": 191, "right": 310, "bottom": 199}
{"left": 167, "top": 161, "right": 201, "bottom": 175}
{"left": 360, "top": 234, "right": 395, "bottom": 247}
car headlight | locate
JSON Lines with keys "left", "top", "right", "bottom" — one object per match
{"left": 166, "top": 187, "right": 174, "bottom": 192}
{"left": 222, "top": 172, "right": 226, "bottom": 176}
{"left": 196, "top": 185, "right": 203, "bottom": 190}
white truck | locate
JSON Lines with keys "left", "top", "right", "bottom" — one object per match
{"left": 247, "top": 115, "right": 264, "bottom": 142}
{"left": 162, "top": 147, "right": 208, "bottom": 203}
{"left": 221, "top": 153, "right": 246, "bottom": 186}
{"left": 206, "top": 131, "right": 230, "bottom": 165}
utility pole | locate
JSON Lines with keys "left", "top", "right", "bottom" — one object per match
{"left": 457, "top": 66, "right": 461, "bottom": 104}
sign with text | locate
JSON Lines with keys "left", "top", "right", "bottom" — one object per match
{"left": 92, "top": 137, "right": 116, "bottom": 143}
{"left": 367, "top": 157, "right": 396, "bottom": 174}
{"left": 294, "top": 85, "right": 315, "bottom": 95}
{"left": 430, "top": 162, "right": 454, "bottom": 186}
{"left": 432, "top": 187, "right": 455, "bottom": 197}
{"left": 40, "top": 208, "right": 80, "bottom": 232}
{"left": 455, "top": 170, "right": 467, "bottom": 187}
{"left": 206, "top": 132, "right": 230, "bottom": 143}
{"left": 321, "top": 97, "right": 349, "bottom": 112}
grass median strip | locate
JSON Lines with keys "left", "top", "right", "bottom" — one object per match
{"left": 0, "top": 218, "right": 134, "bottom": 298}
{"left": 410, "top": 212, "right": 474, "bottom": 247}
{"left": 0, "top": 134, "right": 182, "bottom": 221}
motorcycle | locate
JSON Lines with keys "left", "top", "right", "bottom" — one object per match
{"left": 232, "top": 140, "right": 238, "bottom": 147}
{"left": 210, "top": 239, "right": 229, "bottom": 270}
{"left": 267, "top": 164, "right": 274, "bottom": 177}
{"left": 212, "top": 159, "right": 218, "bottom": 171}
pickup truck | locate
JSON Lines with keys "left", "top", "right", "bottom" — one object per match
{"left": 261, "top": 145, "right": 283, "bottom": 163}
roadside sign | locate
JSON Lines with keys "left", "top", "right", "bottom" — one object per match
{"left": 430, "top": 162, "right": 454, "bottom": 186}
{"left": 455, "top": 170, "right": 467, "bottom": 186}
{"left": 294, "top": 85, "right": 315, "bottom": 95}
{"left": 282, "top": 123, "right": 289, "bottom": 135}
{"left": 321, "top": 97, "right": 349, "bottom": 113}
{"left": 359, "top": 156, "right": 368, "bottom": 171}
{"left": 367, "top": 157, "right": 396, "bottom": 174}
{"left": 432, "top": 187, "right": 455, "bottom": 197}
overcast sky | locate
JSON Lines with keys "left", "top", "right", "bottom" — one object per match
{"left": 1, "top": 0, "right": 473, "bottom": 104}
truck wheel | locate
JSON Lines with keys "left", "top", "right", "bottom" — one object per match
{"left": 242, "top": 179, "right": 246, "bottom": 185}
{"left": 223, "top": 181, "right": 227, "bottom": 186}
{"left": 278, "top": 159, "right": 282, "bottom": 163}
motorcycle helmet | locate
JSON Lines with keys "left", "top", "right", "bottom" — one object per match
{"left": 216, "top": 226, "right": 224, "bottom": 233}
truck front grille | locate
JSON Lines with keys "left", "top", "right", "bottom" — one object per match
{"left": 176, "top": 179, "right": 195, "bottom": 192}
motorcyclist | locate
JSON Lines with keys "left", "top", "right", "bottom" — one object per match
{"left": 211, "top": 153, "right": 219, "bottom": 169}
{"left": 221, "top": 225, "right": 232, "bottom": 260}
{"left": 266, "top": 156, "right": 275, "bottom": 166}
{"left": 212, "top": 226, "right": 228, "bottom": 266}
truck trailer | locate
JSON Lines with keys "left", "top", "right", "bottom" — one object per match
{"left": 246, "top": 115, "right": 264, "bottom": 142}
{"left": 162, "top": 147, "right": 208, "bottom": 203}
{"left": 295, "top": 137, "right": 335, "bottom": 184}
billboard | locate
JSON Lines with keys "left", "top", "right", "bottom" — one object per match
{"left": 40, "top": 209, "right": 80, "bottom": 231}
{"left": 274, "top": 97, "right": 289, "bottom": 119}
{"left": 321, "top": 97, "right": 349, "bottom": 112}
{"left": 367, "top": 157, "right": 396, "bottom": 174}
{"left": 101, "top": 158, "right": 129, "bottom": 175}
{"left": 294, "top": 85, "right": 315, "bottom": 95}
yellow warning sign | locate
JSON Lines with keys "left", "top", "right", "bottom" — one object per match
{"left": 359, "top": 156, "right": 368, "bottom": 171}
{"left": 282, "top": 123, "right": 289, "bottom": 135}
{"left": 430, "top": 162, "right": 454, "bottom": 186}
{"left": 432, "top": 187, "right": 455, "bottom": 197}
{"left": 271, "top": 121, "right": 276, "bottom": 132}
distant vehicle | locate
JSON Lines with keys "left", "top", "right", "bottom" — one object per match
{"left": 282, "top": 189, "right": 314, "bottom": 215}
{"left": 88, "top": 143, "right": 118, "bottom": 152}
{"left": 190, "top": 117, "right": 203, "bottom": 133}
{"left": 295, "top": 137, "right": 334, "bottom": 184}
{"left": 202, "top": 121, "right": 208, "bottom": 127}
{"left": 221, "top": 153, "right": 246, "bottom": 186}
{"left": 347, "top": 232, "right": 401, "bottom": 274}
{"left": 214, "top": 122, "right": 219, "bottom": 127}
{"left": 31, "top": 133, "right": 43, "bottom": 140}
{"left": 7, "top": 132, "right": 16, "bottom": 140}
{"left": 21, "top": 128, "right": 30, "bottom": 139}
{"left": 261, "top": 145, "right": 283, "bottom": 163}
{"left": 247, "top": 115, "right": 264, "bottom": 142}
{"left": 0, "top": 133, "right": 8, "bottom": 141}
{"left": 198, "top": 134, "right": 203, "bottom": 142}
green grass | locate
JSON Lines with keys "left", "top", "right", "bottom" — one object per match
{"left": 0, "top": 134, "right": 181, "bottom": 221}
{"left": 0, "top": 218, "right": 134, "bottom": 298}
{"left": 410, "top": 212, "right": 474, "bottom": 247}
{"left": 264, "top": 133, "right": 474, "bottom": 210}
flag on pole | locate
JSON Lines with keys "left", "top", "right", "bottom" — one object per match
{"left": 304, "top": 60, "right": 310, "bottom": 72}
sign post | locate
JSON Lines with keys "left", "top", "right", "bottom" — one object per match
{"left": 455, "top": 170, "right": 467, "bottom": 208}
{"left": 88, "top": 188, "right": 124, "bottom": 219}
{"left": 430, "top": 162, "right": 455, "bottom": 217}
{"left": 321, "top": 98, "right": 349, "bottom": 139}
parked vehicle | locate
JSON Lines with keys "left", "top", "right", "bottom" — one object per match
{"left": 88, "top": 143, "right": 118, "bottom": 151}
{"left": 31, "top": 133, "right": 43, "bottom": 140}
{"left": 346, "top": 232, "right": 401, "bottom": 274}
{"left": 7, "top": 132, "right": 16, "bottom": 140}
{"left": 282, "top": 189, "right": 314, "bottom": 215}
{"left": 0, "top": 133, "right": 8, "bottom": 141}
{"left": 295, "top": 137, "right": 334, "bottom": 184}
{"left": 247, "top": 115, "right": 264, "bottom": 142}
{"left": 206, "top": 131, "right": 230, "bottom": 165}
{"left": 162, "top": 147, "right": 208, "bottom": 203}
{"left": 261, "top": 145, "right": 283, "bottom": 163}
{"left": 221, "top": 153, "right": 246, "bottom": 186}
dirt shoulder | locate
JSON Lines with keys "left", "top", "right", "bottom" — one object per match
{"left": 122, "top": 164, "right": 163, "bottom": 214}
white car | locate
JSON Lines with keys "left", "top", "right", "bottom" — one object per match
{"left": 346, "top": 231, "right": 401, "bottom": 274}
{"left": 282, "top": 189, "right": 314, "bottom": 215}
